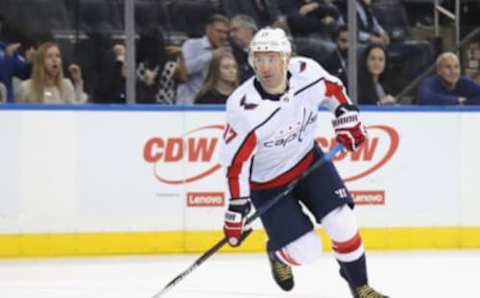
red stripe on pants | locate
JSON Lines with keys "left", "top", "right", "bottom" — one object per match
{"left": 332, "top": 232, "right": 362, "bottom": 254}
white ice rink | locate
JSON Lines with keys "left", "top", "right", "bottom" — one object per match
{"left": 0, "top": 250, "right": 478, "bottom": 298}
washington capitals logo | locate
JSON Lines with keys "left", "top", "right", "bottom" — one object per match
{"left": 240, "top": 96, "right": 258, "bottom": 110}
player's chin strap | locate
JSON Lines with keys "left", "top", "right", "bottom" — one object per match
{"left": 151, "top": 143, "right": 345, "bottom": 298}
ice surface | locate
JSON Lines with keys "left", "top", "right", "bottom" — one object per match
{"left": 0, "top": 251, "right": 478, "bottom": 298}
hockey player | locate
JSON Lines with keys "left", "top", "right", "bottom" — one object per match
{"left": 219, "top": 27, "right": 389, "bottom": 298}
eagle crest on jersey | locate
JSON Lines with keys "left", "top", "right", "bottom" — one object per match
{"left": 240, "top": 95, "right": 258, "bottom": 110}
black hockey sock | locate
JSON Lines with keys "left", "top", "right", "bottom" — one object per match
{"left": 337, "top": 253, "right": 368, "bottom": 288}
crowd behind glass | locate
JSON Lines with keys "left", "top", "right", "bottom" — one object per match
{"left": 0, "top": 0, "right": 479, "bottom": 105}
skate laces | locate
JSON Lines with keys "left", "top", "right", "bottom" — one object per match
{"left": 356, "top": 285, "right": 385, "bottom": 298}
{"left": 273, "top": 261, "right": 292, "bottom": 281}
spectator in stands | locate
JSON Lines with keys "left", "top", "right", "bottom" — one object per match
{"left": 229, "top": 15, "right": 257, "bottom": 83}
{"left": 336, "top": 0, "right": 389, "bottom": 47}
{"left": 136, "top": 27, "right": 187, "bottom": 104}
{"left": 364, "top": 0, "right": 435, "bottom": 94}
{"left": 94, "top": 43, "right": 127, "bottom": 103}
{"left": 417, "top": 52, "right": 480, "bottom": 105}
{"left": 277, "top": 0, "right": 341, "bottom": 38}
{"left": 71, "top": 22, "right": 116, "bottom": 103}
{"left": 176, "top": 14, "right": 230, "bottom": 105}
{"left": 358, "top": 44, "right": 396, "bottom": 105}
{"left": 357, "top": 0, "right": 390, "bottom": 47}
{"left": 17, "top": 42, "right": 87, "bottom": 104}
{"left": 0, "top": 14, "right": 34, "bottom": 103}
{"left": 323, "top": 24, "right": 348, "bottom": 87}
{"left": 222, "top": 0, "right": 287, "bottom": 30}
{"left": 195, "top": 50, "right": 239, "bottom": 104}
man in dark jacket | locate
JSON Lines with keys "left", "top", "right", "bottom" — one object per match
{"left": 323, "top": 24, "right": 349, "bottom": 87}
{"left": 418, "top": 52, "right": 480, "bottom": 105}
{"left": 229, "top": 15, "right": 257, "bottom": 83}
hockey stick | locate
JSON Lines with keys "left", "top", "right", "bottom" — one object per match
{"left": 151, "top": 143, "right": 345, "bottom": 298}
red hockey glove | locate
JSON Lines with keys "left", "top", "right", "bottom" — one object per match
{"left": 224, "top": 197, "right": 251, "bottom": 247}
{"left": 332, "top": 104, "right": 367, "bottom": 151}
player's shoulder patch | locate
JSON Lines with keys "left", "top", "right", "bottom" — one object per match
{"left": 225, "top": 80, "right": 281, "bottom": 129}
{"left": 289, "top": 56, "right": 328, "bottom": 77}
{"left": 239, "top": 95, "right": 258, "bottom": 110}
{"left": 226, "top": 78, "right": 259, "bottom": 112}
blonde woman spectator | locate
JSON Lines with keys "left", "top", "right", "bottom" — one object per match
{"left": 195, "top": 51, "right": 239, "bottom": 104}
{"left": 18, "top": 42, "right": 87, "bottom": 103}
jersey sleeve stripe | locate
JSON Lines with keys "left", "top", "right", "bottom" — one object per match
{"left": 250, "top": 149, "right": 313, "bottom": 190}
{"left": 227, "top": 132, "right": 257, "bottom": 198}
{"left": 324, "top": 80, "right": 348, "bottom": 104}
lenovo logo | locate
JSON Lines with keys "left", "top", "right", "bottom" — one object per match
{"left": 187, "top": 192, "right": 225, "bottom": 207}
{"left": 351, "top": 190, "right": 385, "bottom": 205}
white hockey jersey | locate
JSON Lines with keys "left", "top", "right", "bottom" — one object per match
{"left": 218, "top": 56, "right": 352, "bottom": 199}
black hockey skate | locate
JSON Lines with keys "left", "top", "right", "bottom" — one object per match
{"left": 267, "top": 250, "right": 294, "bottom": 291}
{"left": 352, "top": 285, "right": 389, "bottom": 298}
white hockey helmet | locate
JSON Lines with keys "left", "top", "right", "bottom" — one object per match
{"left": 248, "top": 27, "right": 292, "bottom": 68}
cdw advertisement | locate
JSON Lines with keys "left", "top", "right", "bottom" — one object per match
{"left": 143, "top": 122, "right": 398, "bottom": 206}
{"left": 0, "top": 109, "right": 471, "bottom": 234}
{"left": 140, "top": 111, "right": 460, "bottom": 229}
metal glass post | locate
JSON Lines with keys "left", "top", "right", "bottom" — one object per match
{"left": 434, "top": 0, "right": 440, "bottom": 37}
{"left": 125, "top": 0, "right": 136, "bottom": 104}
{"left": 455, "top": 0, "right": 461, "bottom": 56}
{"left": 347, "top": 0, "right": 358, "bottom": 103}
